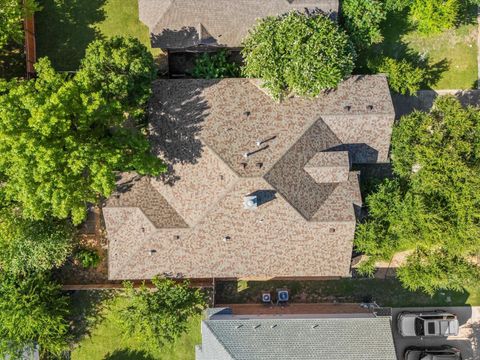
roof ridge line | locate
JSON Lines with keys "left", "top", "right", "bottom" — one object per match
{"left": 149, "top": 0, "right": 175, "bottom": 34}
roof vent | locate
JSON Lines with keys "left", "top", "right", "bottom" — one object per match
{"left": 174, "top": 235, "right": 180, "bottom": 240}
{"left": 256, "top": 162, "right": 263, "bottom": 169}
{"left": 148, "top": 249, "right": 157, "bottom": 256}
{"left": 270, "top": 324, "right": 277, "bottom": 329}
{"left": 223, "top": 236, "right": 231, "bottom": 242}
{"left": 253, "top": 324, "right": 261, "bottom": 329}
{"left": 329, "top": 228, "right": 336, "bottom": 233}
{"left": 241, "top": 162, "right": 247, "bottom": 169}
{"left": 367, "top": 105, "right": 374, "bottom": 111}
{"left": 243, "top": 195, "right": 258, "bottom": 210}
{"left": 344, "top": 105, "right": 351, "bottom": 111}
{"left": 236, "top": 324, "right": 243, "bottom": 329}
{"left": 312, "top": 324, "right": 319, "bottom": 329}
{"left": 243, "top": 111, "right": 251, "bottom": 117}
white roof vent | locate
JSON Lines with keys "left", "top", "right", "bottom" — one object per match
{"left": 243, "top": 195, "right": 258, "bottom": 210}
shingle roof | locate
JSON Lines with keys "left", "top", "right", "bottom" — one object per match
{"left": 139, "top": 0, "right": 339, "bottom": 49}
{"left": 196, "top": 316, "right": 397, "bottom": 360}
{"left": 104, "top": 76, "right": 394, "bottom": 280}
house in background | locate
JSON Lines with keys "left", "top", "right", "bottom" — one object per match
{"left": 195, "top": 306, "right": 397, "bottom": 359}
{"left": 103, "top": 75, "right": 395, "bottom": 281}
{"left": 138, "top": 0, "right": 339, "bottom": 75}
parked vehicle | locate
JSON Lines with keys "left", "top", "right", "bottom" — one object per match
{"left": 404, "top": 346, "right": 462, "bottom": 360}
{"left": 397, "top": 311, "right": 459, "bottom": 337}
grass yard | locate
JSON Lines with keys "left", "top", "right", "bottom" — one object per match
{"left": 70, "top": 291, "right": 201, "bottom": 360}
{"left": 216, "top": 278, "right": 480, "bottom": 308}
{"left": 371, "top": 6, "right": 478, "bottom": 90}
{"left": 36, "top": 0, "right": 162, "bottom": 71}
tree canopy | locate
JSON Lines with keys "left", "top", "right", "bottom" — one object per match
{"left": 342, "top": 0, "right": 386, "bottom": 50}
{"left": 0, "top": 37, "right": 165, "bottom": 224}
{"left": 355, "top": 96, "right": 480, "bottom": 294}
{"left": 0, "top": 0, "right": 39, "bottom": 49}
{"left": 242, "top": 11, "right": 355, "bottom": 100}
{"left": 0, "top": 272, "right": 70, "bottom": 358}
{"left": 0, "top": 206, "right": 74, "bottom": 275}
{"left": 119, "top": 277, "right": 205, "bottom": 349}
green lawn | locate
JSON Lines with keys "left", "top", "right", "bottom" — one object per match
{"left": 36, "top": 0, "right": 161, "bottom": 71}
{"left": 370, "top": 6, "right": 478, "bottom": 90}
{"left": 70, "top": 292, "right": 201, "bottom": 360}
{"left": 216, "top": 278, "right": 480, "bottom": 308}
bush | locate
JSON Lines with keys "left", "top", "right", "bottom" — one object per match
{"left": 377, "top": 57, "right": 425, "bottom": 95}
{"left": 242, "top": 11, "right": 355, "bottom": 100}
{"left": 120, "top": 277, "right": 205, "bottom": 349}
{"left": 192, "top": 50, "right": 241, "bottom": 78}
{"left": 409, "top": 0, "right": 460, "bottom": 34}
{"left": 0, "top": 206, "right": 74, "bottom": 275}
{"left": 342, "top": 0, "right": 386, "bottom": 50}
{"left": 75, "top": 248, "right": 101, "bottom": 269}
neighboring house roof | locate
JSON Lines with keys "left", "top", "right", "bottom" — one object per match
{"left": 104, "top": 76, "right": 395, "bottom": 280}
{"left": 138, "top": 0, "right": 339, "bottom": 49}
{"left": 195, "top": 311, "right": 397, "bottom": 360}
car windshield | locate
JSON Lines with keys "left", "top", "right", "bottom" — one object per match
{"left": 415, "top": 317, "right": 425, "bottom": 336}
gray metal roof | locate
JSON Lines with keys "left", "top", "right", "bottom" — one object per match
{"left": 196, "top": 316, "right": 397, "bottom": 360}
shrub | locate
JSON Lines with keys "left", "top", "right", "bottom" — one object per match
{"left": 409, "top": 0, "right": 460, "bottom": 34}
{"left": 242, "top": 11, "right": 355, "bottom": 100}
{"left": 342, "top": 0, "right": 386, "bottom": 50}
{"left": 377, "top": 57, "right": 425, "bottom": 95}
{"left": 75, "top": 248, "right": 101, "bottom": 269}
{"left": 192, "top": 50, "right": 241, "bottom": 78}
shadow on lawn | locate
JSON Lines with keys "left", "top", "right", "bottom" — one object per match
{"left": 69, "top": 289, "right": 116, "bottom": 343}
{"left": 35, "top": 0, "right": 106, "bottom": 71}
{"left": 215, "top": 278, "right": 471, "bottom": 308}
{"left": 103, "top": 349, "right": 156, "bottom": 360}
{"left": 356, "top": 9, "right": 449, "bottom": 90}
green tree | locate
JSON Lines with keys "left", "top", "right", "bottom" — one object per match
{"left": 409, "top": 0, "right": 460, "bottom": 34}
{"left": 242, "top": 11, "right": 355, "bottom": 100}
{"left": 0, "top": 272, "right": 70, "bottom": 358}
{"left": 0, "top": 206, "right": 74, "bottom": 275}
{"left": 342, "top": 0, "right": 386, "bottom": 50}
{"left": 192, "top": 50, "right": 241, "bottom": 79}
{"left": 355, "top": 96, "right": 480, "bottom": 294}
{"left": 0, "top": 0, "right": 39, "bottom": 49}
{"left": 0, "top": 37, "right": 166, "bottom": 224}
{"left": 120, "top": 277, "right": 205, "bottom": 349}
{"left": 377, "top": 57, "right": 425, "bottom": 95}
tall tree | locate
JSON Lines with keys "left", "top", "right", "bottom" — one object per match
{"left": 0, "top": 0, "right": 39, "bottom": 49}
{"left": 119, "top": 277, "right": 205, "bottom": 349}
{"left": 0, "top": 272, "right": 70, "bottom": 358}
{"left": 242, "top": 11, "right": 355, "bottom": 100}
{"left": 0, "top": 37, "right": 166, "bottom": 224}
{"left": 355, "top": 96, "right": 480, "bottom": 294}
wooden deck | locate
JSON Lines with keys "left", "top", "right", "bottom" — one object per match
{"left": 215, "top": 303, "right": 371, "bottom": 315}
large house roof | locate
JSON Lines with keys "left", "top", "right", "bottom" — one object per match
{"left": 139, "top": 0, "right": 339, "bottom": 49}
{"left": 104, "top": 76, "right": 394, "bottom": 280}
{"left": 196, "top": 312, "right": 397, "bottom": 360}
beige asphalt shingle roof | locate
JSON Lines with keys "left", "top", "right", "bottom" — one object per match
{"left": 139, "top": 0, "right": 339, "bottom": 49}
{"left": 104, "top": 76, "right": 394, "bottom": 280}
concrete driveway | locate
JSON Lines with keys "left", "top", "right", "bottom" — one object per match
{"left": 392, "top": 307, "right": 480, "bottom": 360}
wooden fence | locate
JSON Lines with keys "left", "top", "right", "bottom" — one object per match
{"left": 23, "top": 10, "right": 36, "bottom": 77}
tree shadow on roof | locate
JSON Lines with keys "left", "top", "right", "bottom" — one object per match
{"left": 35, "top": 0, "right": 106, "bottom": 71}
{"left": 149, "top": 79, "right": 218, "bottom": 185}
{"left": 150, "top": 26, "right": 201, "bottom": 50}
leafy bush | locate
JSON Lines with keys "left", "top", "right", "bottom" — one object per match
{"left": 192, "top": 50, "right": 240, "bottom": 79}
{"left": 377, "top": 57, "right": 425, "bottom": 95}
{"left": 242, "top": 11, "right": 355, "bottom": 100}
{"left": 342, "top": 0, "right": 386, "bottom": 50}
{"left": 0, "top": 207, "right": 74, "bottom": 275}
{"left": 119, "top": 276, "right": 205, "bottom": 349}
{"left": 75, "top": 248, "right": 101, "bottom": 269}
{"left": 0, "top": 0, "right": 40, "bottom": 49}
{"left": 0, "top": 272, "right": 70, "bottom": 358}
{"left": 409, "top": 0, "right": 460, "bottom": 34}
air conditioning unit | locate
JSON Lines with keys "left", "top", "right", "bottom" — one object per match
{"left": 277, "top": 290, "right": 289, "bottom": 303}
{"left": 243, "top": 195, "right": 258, "bottom": 209}
{"left": 262, "top": 292, "right": 272, "bottom": 303}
